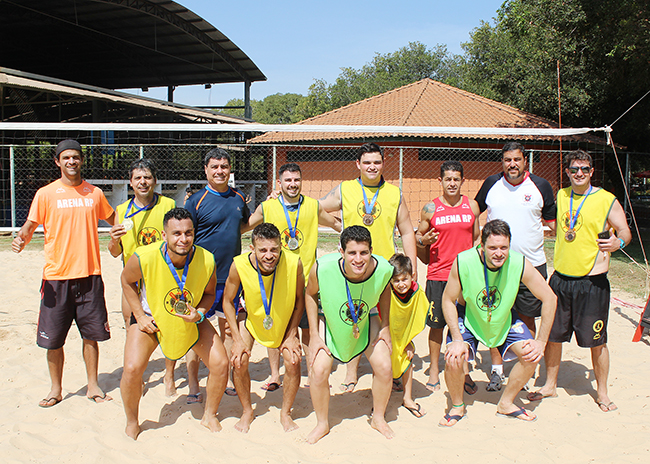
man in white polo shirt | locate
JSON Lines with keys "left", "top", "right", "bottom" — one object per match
{"left": 475, "top": 142, "right": 556, "bottom": 391}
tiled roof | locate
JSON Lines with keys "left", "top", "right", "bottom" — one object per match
{"left": 249, "top": 78, "right": 604, "bottom": 145}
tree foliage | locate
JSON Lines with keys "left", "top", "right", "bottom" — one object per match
{"left": 223, "top": 93, "right": 305, "bottom": 124}
{"left": 458, "top": 0, "right": 650, "bottom": 151}
{"left": 297, "top": 42, "right": 461, "bottom": 119}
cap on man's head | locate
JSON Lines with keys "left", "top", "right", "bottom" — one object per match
{"left": 55, "top": 139, "right": 82, "bottom": 157}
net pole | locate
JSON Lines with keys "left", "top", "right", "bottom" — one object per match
{"left": 10, "top": 146, "right": 16, "bottom": 235}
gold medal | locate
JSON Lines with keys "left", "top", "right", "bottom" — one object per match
{"left": 263, "top": 315, "right": 274, "bottom": 330}
{"left": 122, "top": 218, "right": 134, "bottom": 231}
{"left": 174, "top": 300, "right": 189, "bottom": 315}
{"left": 352, "top": 323, "right": 360, "bottom": 339}
{"left": 565, "top": 229, "right": 576, "bottom": 242}
{"left": 363, "top": 214, "right": 374, "bottom": 226}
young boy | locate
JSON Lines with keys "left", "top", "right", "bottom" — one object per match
{"left": 388, "top": 254, "right": 430, "bottom": 418}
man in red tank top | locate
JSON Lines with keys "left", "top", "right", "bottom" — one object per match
{"left": 415, "top": 161, "right": 480, "bottom": 392}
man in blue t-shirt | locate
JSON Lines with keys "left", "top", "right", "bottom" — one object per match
{"left": 171, "top": 148, "right": 251, "bottom": 402}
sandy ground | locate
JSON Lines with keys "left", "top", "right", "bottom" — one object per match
{"left": 1, "top": 249, "right": 649, "bottom": 463}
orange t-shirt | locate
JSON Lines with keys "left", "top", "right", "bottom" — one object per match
{"left": 28, "top": 179, "right": 114, "bottom": 280}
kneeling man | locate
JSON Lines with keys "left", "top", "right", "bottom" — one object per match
{"left": 224, "top": 223, "right": 305, "bottom": 433}
{"left": 305, "top": 225, "right": 394, "bottom": 444}
{"left": 440, "top": 219, "right": 557, "bottom": 426}
{"left": 120, "top": 208, "right": 228, "bottom": 439}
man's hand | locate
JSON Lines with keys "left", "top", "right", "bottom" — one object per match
{"left": 307, "top": 335, "right": 331, "bottom": 367}
{"left": 135, "top": 314, "right": 159, "bottom": 334}
{"left": 174, "top": 302, "right": 203, "bottom": 324}
{"left": 521, "top": 339, "right": 546, "bottom": 363}
{"left": 11, "top": 236, "right": 25, "bottom": 253}
{"left": 109, "top": 223, "right": 127, "bottom": 241}
{"left": 419, "top": 227, "right": 440, "bottom": 247}
{"left": 280, "top": 334, "right": 302, "bottom": 365}
{"left": 372, "top": 325, "right": 392, "bottom": 354}
{"left": 444, "top": 340, "right": 468, "bottom": 369}
{"left": 267, "top": 189, "right": 280, "bottom": 200}
{"left": 230, "top": 338, "right": 251, "bottom": 370}
{"left": 597, "top": 228, "right": 622, "bottom": 253}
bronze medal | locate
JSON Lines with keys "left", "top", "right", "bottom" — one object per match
{"left": 352, "top": 323, "right": 360, "bottom": 339}
{"left": 363, "top": 214, "right": 374, "bottom": 226}
{"left": 565, "top": 229, "right": 576, "bottom": 242}
{"left": 174, "top": 300, "right": 189, "bottom": 315}
{"left": 287, "top": 237, "right": 299, "bottom": 250}
{"left": 263, "top": 315, "right": 274, "bottom": 330}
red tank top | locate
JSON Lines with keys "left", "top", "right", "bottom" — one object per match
{"left": 427, "top": 195, "right": 475, "bottom": 281}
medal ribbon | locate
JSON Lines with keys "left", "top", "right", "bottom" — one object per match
{"left": 568, "top": 185, "right": 592, "bottom": 230}
{"left": 164, "top": 243, "right": 191, "bottom": 302}
{"left": 357, "top": 178, "right": 383, "bottom": 216}
{"left": 482, "top": 248, "right": 495, "bottom": 322}
{"left": 279, "top": 195, "right": 302, "bottom": 239}
{"left": 124, "top": 193, "right": 158, "bottom": 219}
{"left": 344, "top": 278, "right": 365, "bottom": 327}
{"left": 256, "top": 259, "right": 277, "bottom": 318}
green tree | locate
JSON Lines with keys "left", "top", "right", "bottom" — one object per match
{"left": 297, "top": 41, "right": 460, "bottom": 119}
{"left": 222, "top": 93, "right": 305, "bottom": 124}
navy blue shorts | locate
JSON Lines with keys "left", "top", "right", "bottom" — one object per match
{"left": 447, "top": 307, "right": 533, "bottom": 362}
{"left": 206, "top": 282, "right": 241, "bottom": 319}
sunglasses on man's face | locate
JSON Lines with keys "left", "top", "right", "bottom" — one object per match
{"left": 567, "top": 166, "right": 592, "bottom": 174}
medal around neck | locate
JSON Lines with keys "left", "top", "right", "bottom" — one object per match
{"left": 565, "top": 229, "right": 576, "bottom": 242}
{"left": 287, "top": 237, "right": 299, "bottom": 250}
{"left": 352, "top": 322, "right": 360, "bottom": 339}
{"left": 363, "top": 214, "right": 374, "bottom": 226}
{"left": 122, "top": 218, "right": 134, "bottom": 231}
{"left": 263, "top": 315, "right": 274, "bottom": 330}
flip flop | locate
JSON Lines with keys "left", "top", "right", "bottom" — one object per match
{"left": 392, "top": 379, "right": 404, "bottom": 392}
{"left": 438, "top": 412, "right": 465, "bottom": 427}
{"left": 464, "top": 380, "right": 478, "bottom": 395}
{"left": 224, "top": 387, "right": 237, "bottom": 397}
{"left": 402, "top": 402, "right": 426, "bottom": 418}
{"left": 597, "top": 401, "right": 618, "bottom": 412}
{"left": 496, "top": 407, "right": 537, "bottom": 422}
{"left": 87, "top": 394, "right": 112, "bottom": 403}
{"left": 39, "top": 397, "right": 61, "bottom": 408}
{"left": 527, "top": 391, "right": 558, "bottom": 402}
{"left": 187, "top": 393, "right": 203, "bottom": 404}
{"left": 426, "top": 381, "right": 441, "bottom": 392}
{"left": 262, "top": 382, "right": 281, "bottom": 392}
{"left": 339, "top": 382, "right": 357, "bottom": 393}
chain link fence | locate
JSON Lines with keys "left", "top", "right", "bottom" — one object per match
{"left": 0, "top": 142, "right": 630, "bottom": 230}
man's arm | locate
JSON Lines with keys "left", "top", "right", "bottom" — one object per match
{"left": 415, "top": 202, "right": 436, "bottom": 265}
{"left": 597, "top": 199, "right": 632, "bottom": 253}
{"left": 318, "top": 185, "right": 342, "bottom": 213}
{"left": 280, "top": 261, "right": 306, "bottom": 365}
{"left": 440, "top": 258, "right": 468, "bottom": 368}
{"left": 305, "top": 264, "right": 330, "bottom": 366}
{"left": 121, "top": 254, "right": 158, "bottom": 333}
{"left": 105, "top": 211, "right": 116, "bottom": 226}
{"left": 396, "top": 196, "right": 417, "bottom": 279}
{"left": 520, "top": 258, "right": 557, "bottom": 362}
{"left": 469, "top": 199, "right": 481, "bottom": 243}
{"left": 222, "top": 262, "right": 250, "bottom": 368}
{"left": 372, "top": 284, "right": 392, "bottom": 354}
{"left": 244, "top": 204, "right": 264, "bottom": 233}
{"left": 317, "top": 203, "right": 342, "bottom": 232}
{"left": 107, "top": 224, "right": 126, "bottom": 258}
{"left": 11, "top": 220, "right": 38, "bottom": 253}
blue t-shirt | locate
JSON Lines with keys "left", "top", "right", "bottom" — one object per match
{"left": 185, "top": 186, "right": 250, "bottom": 283}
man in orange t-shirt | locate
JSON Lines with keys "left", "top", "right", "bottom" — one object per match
{"left": 12, "top": 139, "right": 116, "bottom": 408}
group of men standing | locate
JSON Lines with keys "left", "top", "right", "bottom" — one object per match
{"left": 13, "top": 138, "right": 630, "bottom": 442}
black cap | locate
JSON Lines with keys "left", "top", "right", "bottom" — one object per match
{"left": 55, "top": 139, "right": 82, "bottom": 157}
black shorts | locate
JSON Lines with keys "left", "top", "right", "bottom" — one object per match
{"left": 425, "top": 280, "right": 447, "bottom": 329}
{"left": 37, "top": 275, "right": 110, "bottom": 350}
{"left": 548, "top": 271, "right": 610, "bottom": 348}
{"left": 513, "top": 263, "right": 547, "bottom": 318}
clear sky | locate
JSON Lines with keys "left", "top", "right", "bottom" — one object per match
{"left": 126, "top": 0, "right": 505, "bottom": 107}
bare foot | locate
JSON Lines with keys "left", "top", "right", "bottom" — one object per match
{"left": 164, "top": 376, "right": 177, "bottom": 397}
{"left": 201, "top": 415, "right": 223, "bottom": 432}
{"left": 370, "top": 416, "right": 395, "bottom": 439}
{"left": 306, "top": 422, "right": 330, "bottom": 444}
{"left": 125, "top": 422, "right": 141, "bottom": 440}
{"left": 234, "top": 410, "right": 255, "bottom": 433}
{"left": 280, "top": 413, "right": 299, "bottom": 432}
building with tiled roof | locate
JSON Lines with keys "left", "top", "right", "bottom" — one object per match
{"left": 247, "top": 79, "right": 609, "bottom": 224}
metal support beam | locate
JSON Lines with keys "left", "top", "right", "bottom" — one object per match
{"left": 167, "top": 86, "right": 174, "bottom": 103}
{"left": 244, "top": 81, "right": 252, "bottom": 120}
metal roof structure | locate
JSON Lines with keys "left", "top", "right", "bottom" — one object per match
{"left": 0, "top": 0, "right": 266, "bottom": 90}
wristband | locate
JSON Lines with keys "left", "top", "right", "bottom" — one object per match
{"left": 618, "top": 237, "right": 625, "bottom": 250}
{"left": 196, "top": 310, "right": 205, "bottom": 324}
{"left": 417, "top": 237, "right": 424, "bottom": 247}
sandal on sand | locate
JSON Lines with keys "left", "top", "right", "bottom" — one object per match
{"left": 402, "top": 402, "right": 426, "bottom": 418}
{"left": 187, "top": 393, "right": 203, "bottom": 404}
{"left": 262, "top": 382, "right": 281, "bottom": 392}
{"left": 464, "top": 380, "right": 478, "bottom": 395}
{"left": 527, "top": 391, "right": 558, "bottom": 402}
{"left": 39, "top": 397, "right": 61, "bottom": 408}
{"left": 340, "top": 382, "right": 357, "bottom": 393}
{"left": 597, "top": 400, "right": 618, "bottom": 412}
{"left": 496, "top": 407, "right": 537, "bottom": 422}
{"left": 426, "top": 381, "right": 441, "bottom": 392}
{"left": 438, "top": 412, "right": 465, "bottom": 427}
